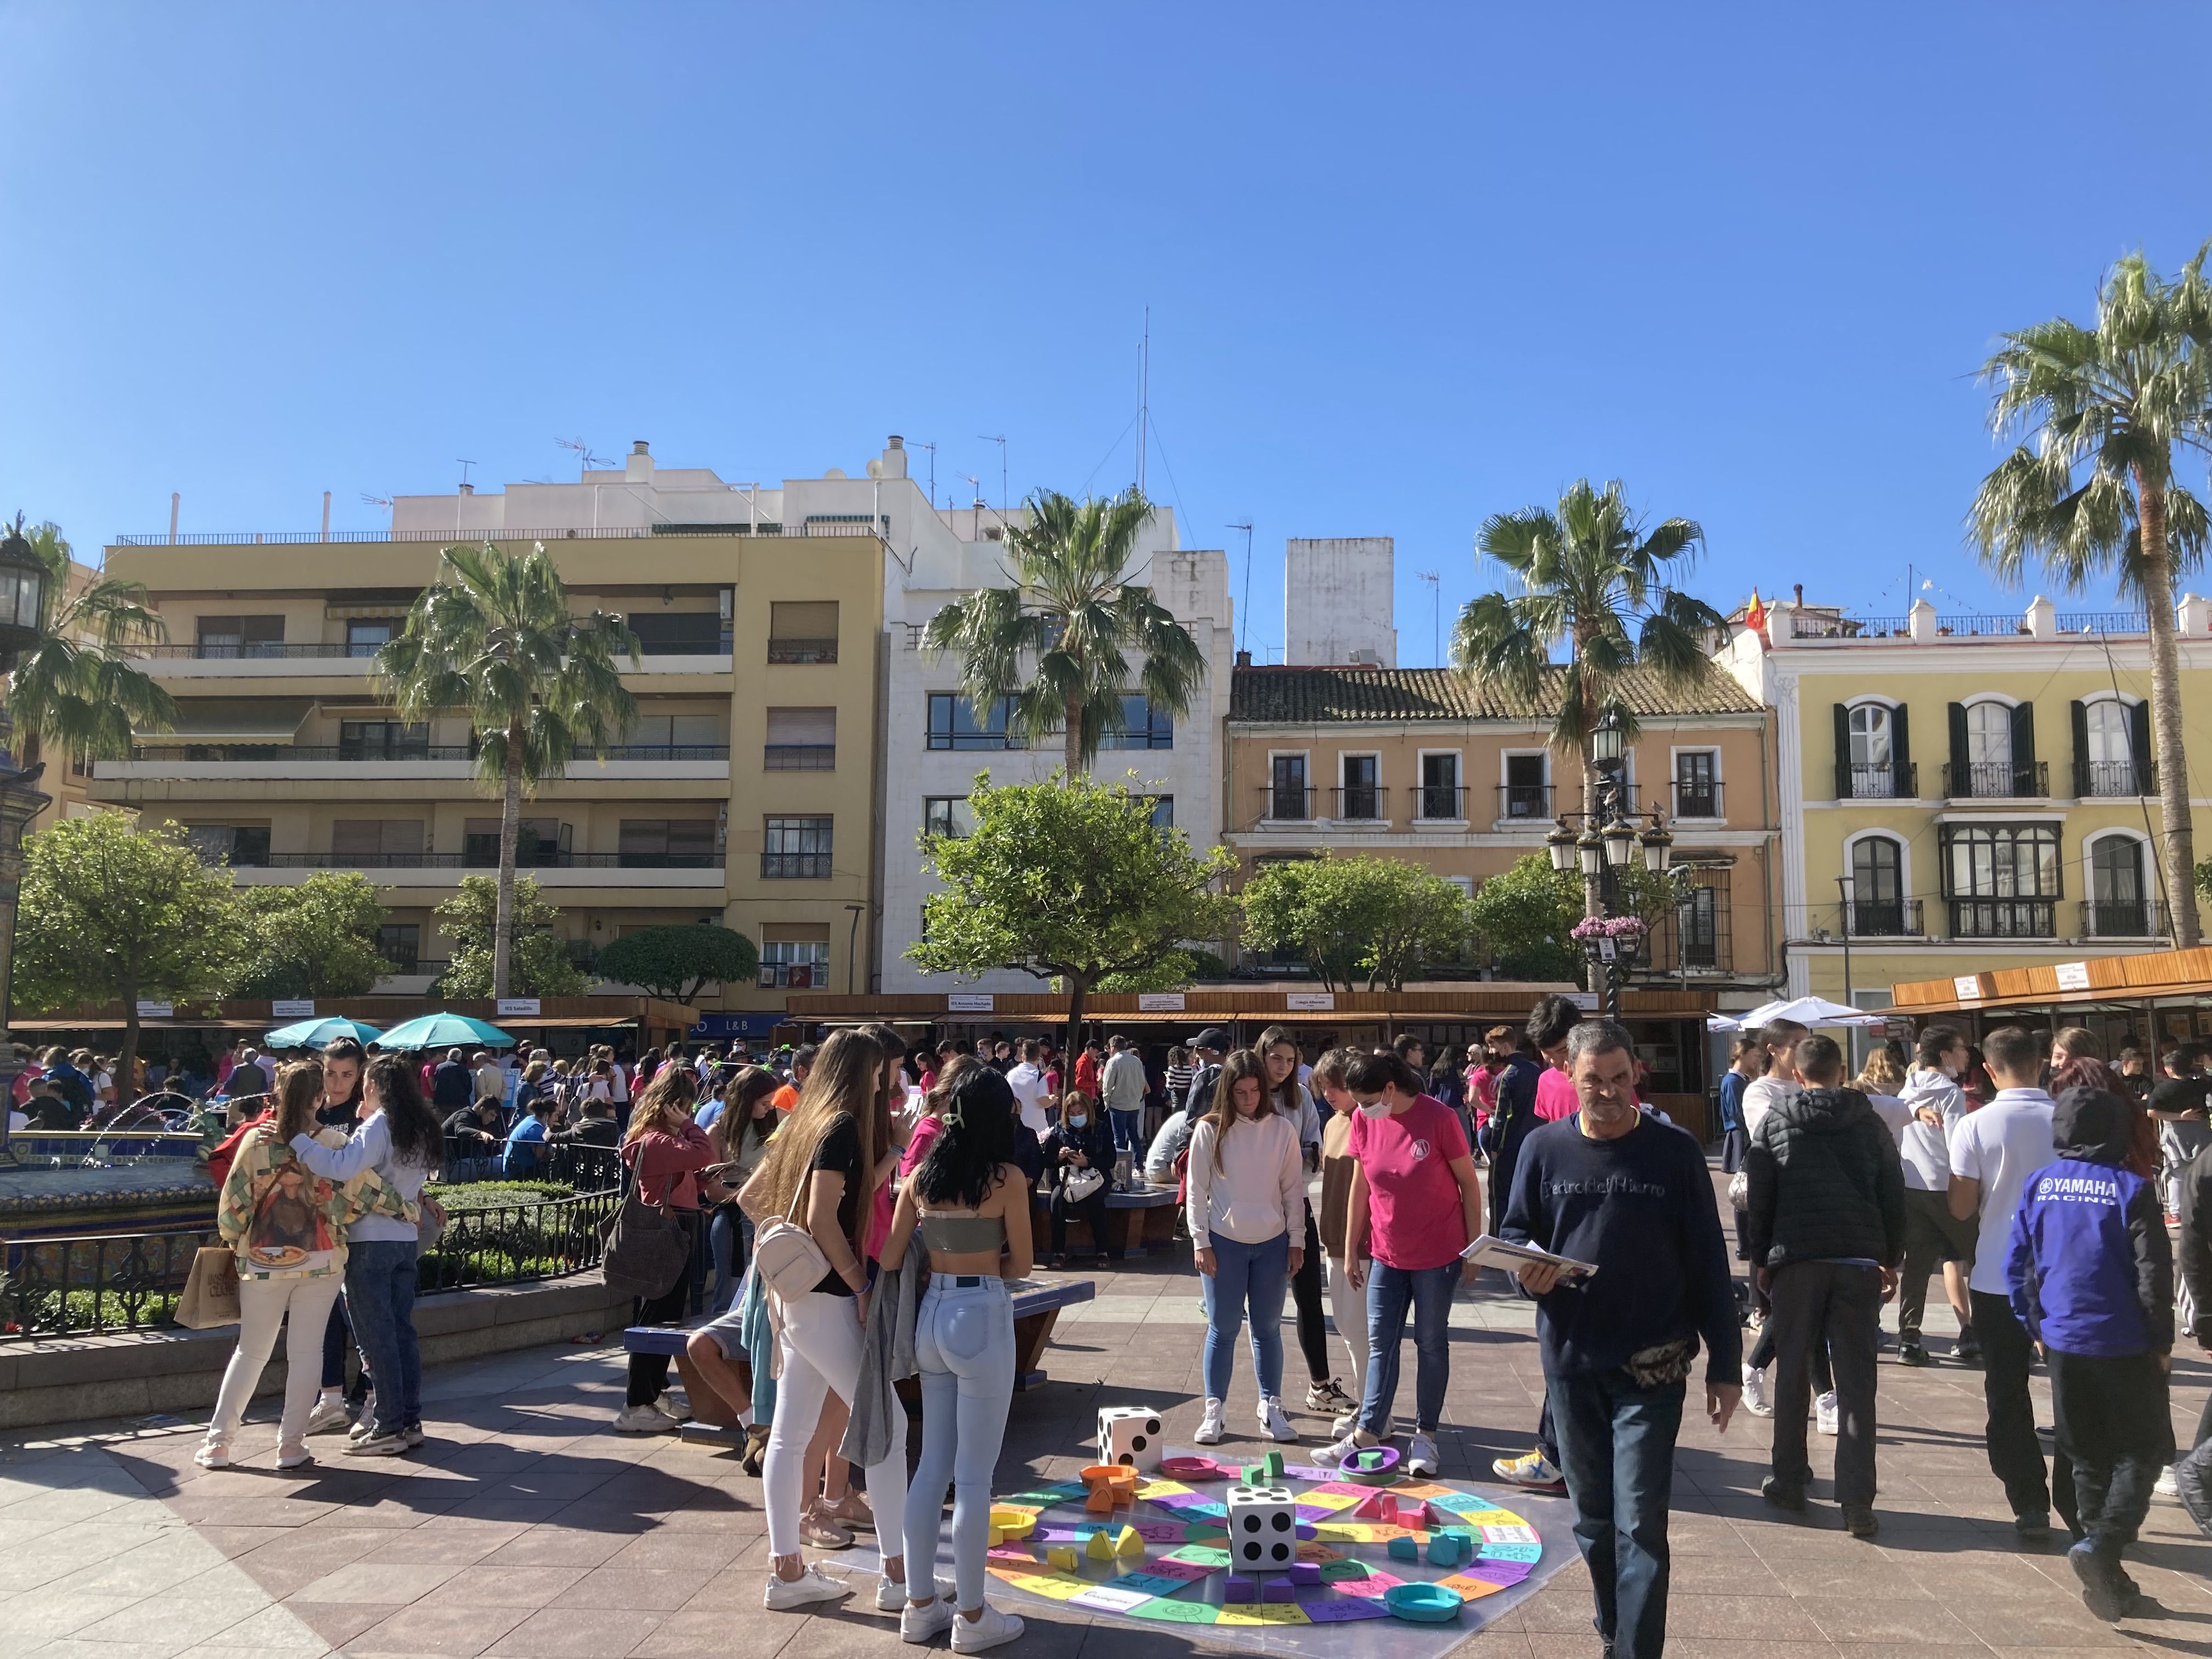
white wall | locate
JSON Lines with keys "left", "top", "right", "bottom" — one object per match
{"left": 1285, "top": 537, "right": 1396, "bottom": 666}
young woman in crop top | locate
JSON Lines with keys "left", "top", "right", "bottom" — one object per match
{"left": 881, "top": 1066, "right": 1035, "bottom": 1654}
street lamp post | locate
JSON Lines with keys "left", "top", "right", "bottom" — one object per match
{"left": 1549, "top": 710, "right": 1675, "bottom": 1017}
{"left": 0, "top": 518, "right": 50, "bottom": 1161}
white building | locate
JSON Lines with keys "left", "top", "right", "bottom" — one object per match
{"left": 1284, "top": 537, "right": 1397, "bottom": 667}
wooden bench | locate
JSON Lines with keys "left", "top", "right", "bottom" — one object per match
{"left": 623, "top": 1275, "right": 1097, "bottom": 1443}
{"left": 1031, "top": 1182, "right": 1182, "bottom": 1257}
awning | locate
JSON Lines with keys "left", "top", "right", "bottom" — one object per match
{"left": 162, "top": 698, "right": 315, "bottom": 738}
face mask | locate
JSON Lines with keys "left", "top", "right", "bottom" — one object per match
{"left": 1357, "top": 1099, "right": 1391, "bottom": 1119}
{"left": 1066, "top": 1114, "right": 1086, "bottom": 1127}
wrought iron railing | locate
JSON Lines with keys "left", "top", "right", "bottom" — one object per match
{"left": 125, "top": 743, "right": 727, "bottom": 764}
{"left": 2083, "top": 898, "right": 2162, "bottom": 939}
{"left": 1842, "top": 761, "right": 1915, "bottom": 799}
{"left": 1942, "top": 760, "right": 2050, "bottom": 799}
{"left": 267, "top": 851, "right": 720, "bottom": 870}
{"left": 1498, "top": 783, "right": 1553, "bottom": 821}
{"left": 0, "top": 1227, "right": 215, "bottom": 1340}
{"left": 1844, "top": 898, "right": 1922, "bottom": 938}
{"left": 761, "top": 851, "right": 832, "bottom": 879}
{"left": 1948, "top": 898, "right": 2057, "bottom": 939}
{"left": 1672, "top": 780, "right": 1724, "bottom": 819}
{"left": 1330, "top": 786, "right": 1387, "bottom": 822}
{"left": 2078, "top": 759, "right": 2154, "bottom": 798}
{"left": 113, "top": 522, "right": 866, "bottom": 546}
{"left": 764, "top": 744, "right": 836, "bottom": 770}
{"left": 766, "top": 638, "right": 839, "bottom": 664}
{"left": 1260, "top": 785, "right": 1314, "bottom": 823}
{"left": 1413, "top": 785, "right": 1468, "bottom": 821}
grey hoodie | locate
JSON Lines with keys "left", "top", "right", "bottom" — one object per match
{"left": 1897, "top": 1066, "right": 1967, "bottom": 1193}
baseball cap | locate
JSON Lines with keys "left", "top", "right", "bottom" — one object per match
{"left": 1192, "top": 1028, "right": 1231, "bottom": 1053}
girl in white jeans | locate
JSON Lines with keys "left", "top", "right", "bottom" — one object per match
{"left": 738, "top": 1029, "right": 913, "bottom": 1615}
{"left": 883, "top": 1063, "right": 1035, "bottom": 1654}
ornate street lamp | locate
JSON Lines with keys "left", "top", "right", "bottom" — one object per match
{"left": 1601, "top": 812, "right": 1637, "bottom": 870}
{"left": 1576, "top": 823, "right": 1605, "bottom": 879}
{"left": 1589, "top": 708, "right": 1625, "bottom": 766}
{"left": 1546, "top": 819, "right": 1578, "bottom": 874}
{"left": 1640, "top": 817, "right": 1674, "bottom": 872}
{"left": 0, "top": 516, "right": 51, "bottom": 1160}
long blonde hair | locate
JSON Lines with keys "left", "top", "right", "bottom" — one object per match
{"left": 1855, "top": 1048, "right": 1906, "bottom": 1097}
{"left": 751, "top": 1030, "right": 887, "bottom": 1255}
{"left": 1203, "top": 1049, "right": 1274, "bottom": 1171}
{"left": 623, "top": 1063, "right": 696, "bottom": 1145}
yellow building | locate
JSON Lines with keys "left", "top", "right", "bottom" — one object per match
{"left": 1717, "top": 592, "right": 2194, "bottom": 1014}
{"left": 94, "top": 447, "right": 888, "bottom": 1024}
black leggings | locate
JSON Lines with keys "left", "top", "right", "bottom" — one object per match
{"left": 1291, "top": 1206, "right": 1330, "bottom": 1384}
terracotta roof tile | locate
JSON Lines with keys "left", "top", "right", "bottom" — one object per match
{"left": 1228, "top": 663, "right": 1759, "bottom": 723}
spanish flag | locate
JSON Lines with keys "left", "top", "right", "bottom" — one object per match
{"left": 1744, "top": 589, "right": 1769, "bottom": 646}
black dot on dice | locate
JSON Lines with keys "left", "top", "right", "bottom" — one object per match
{"left": 1272, "top": 1543, "right": 1290, "bottom": 1562}
{"left": 1117, "top": 1453, "right": 1132, "bottom": 1465}
{"left": 1241, "top": 1514, "right": 1260, "bottom": 1532}
{"left": 1145, "top": 1418, "right": 1161, "bottom": 1435}
{"left": 1131, "top": 1435, "right": 1147, "bottom": 1452}
{"left": 1271, "top": 1511, "right": 1290, "bottom": 1530}
{"left": 1242, "top": 1542, "right": 1261, "bottom": 1561}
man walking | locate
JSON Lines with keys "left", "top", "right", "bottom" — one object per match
{"left": 1503, "top": 1019, "right": 1741, "bottom": 1659}
{"left": 1741, "top": 1034, "right": 1905, "bottom": 1537}
{"left": 1006, "top": 1039, "right": 1052, "bottom": 1137}
{"left": 1949, "top": 1024, "right": 2072, "bottom": 1541}
{"left": 1099, "top": 1035, "right": 1149, "bottom": 1177}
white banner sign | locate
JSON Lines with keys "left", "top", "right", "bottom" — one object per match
{"left": 1137, "top": 992, "right": 1186, "bottom": 1012}
{"left": 1569, "top": 991, "right": 1601, "bottom": 1011}
{"left": 270, "top": 1000, "right": 315, "bottom": 1019}
{"left": 1285, "top": 991, "right": 1335, "bottom": 1012}
{"left": 495, "top": 998, "right": 540, "bottom": 1017}
{"left": 1951, "top": 975, "right": 1983, "bottom": 1001}
{"left": 2053, "top": 961, "right": 2092, "bottom": 991}
{"left": 134, "top": 1001, "right": 174, "bottom": 1019}
{"left": 946, "top": 994, "right": 995, "bottom": 1013}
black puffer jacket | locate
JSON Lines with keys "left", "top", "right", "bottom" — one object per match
{"left": 1742, "top": 1085, "right": 1906, "bottom": 1271}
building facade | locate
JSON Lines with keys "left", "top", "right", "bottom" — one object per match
{"left": 1717, "top": 592, "right": 2204, "bottom": 1013}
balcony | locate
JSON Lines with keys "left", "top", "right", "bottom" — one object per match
{"left": 1497, "top": 783, "right": 1553, "bottom": 822}
{"left": 1412, "top": 785, "right": 1468, "bottom": 822}
{"left": 1672, "top": 780, "right": 1724, "bottom": 819}
{"left": 766, "top": 639, "right": 838, "bottom": 665}
{"left": 97, "top": 742, "right": 730, "bottom": 787}
{"left": 2079, "top": 759, "right": 2155, "bottom": 798}
{"left": 1257, "top": 785, "right": 1314, "bottom": 825}
{"left": 764, "top": 745, "right": 836, "bottom": 771}
{"left": 1841, "top": 898, "right": 1923, "bottom": 938}
{"left": 2083, "top": 898, "right": 2163, "bottom": 939}
{"left": 268, "top": 851, "right": 720, "bottom": 870}
{"left": 127, "top": 643, "right": 735, "bottom": 679}
{"left": 1330, "top": 786, "right": 1388, "bottom": 823}
{"left": 1942, "top": 760, "right": 2050, "bottom": 800}
{"left": 1649, "top": 889, "right": 1734, "bottom": 973}
{"left": 1842, "top": 761, "right": 1915, "bottom": 799}
{"left": 760, "top": 852, "right": 833, "bottom": 879}
{"left": 1948, "top": 898, "right": 2057, "bottom": 939}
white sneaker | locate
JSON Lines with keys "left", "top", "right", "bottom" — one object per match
{"left": 1193, "top": 1399, "right": 1226, "bottom": 1445}
{"left": 901, "top": 1597, "right": 956, "bottom": 1643}
{"left": 193, "top": 1442, "right": 229, "bottom": 1469}
{"left": 613, "top": 1403, "right": 678, "bottom": 1435}
{"left": 764, "top": 1565, "right": 849, "bottom": 1611}
{"left": 1741, "top": 1363, "right": 1774, "bottom": 1419}
{"left": 1316, "top": 1429, "right": 1379, "bottom": 1469}
{"left": 303, "top": 1395, "right": 351, "bottom": 1436}
{"left": 1331, "top": 1408, "right": 1360, "bottom": 1437}
{"left": 654, "top": 1392, "right": 687, "bottom": 1421}
{"left": 1407, "top": 1432, "right": 1439, "bottom": 1476}
{"left": 878, "top": 1576, "right": 955, "bottom": 1612}
{"left": 1491, "top": 1448, "right": 1563, "bottom": 1489}
{"left": 275, "top": 1446, "right": 314, "bottom": 1470}
{"left": 1258, "top": 1398, "right": 1297, "bottom": 1442}
{"left": 950, "top": 1604, "right": 1024, "bottom": 1654}
{"left": 2157, "top": 1464, "right": 2181, "bottom": 1499}
{"left": 1815, "top": 1391, "right": 1839, "bottom": 1437}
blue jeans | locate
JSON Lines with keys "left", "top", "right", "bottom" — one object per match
{"left": 708, "top": 1205, "right": 752, "bottom": 1316}
{"left": 1358, "top": 1260, "right": 1458, "bottom": 1436}
{"left": 904, "top": 1277, "right": 1016, "bottom": 1612}
{"left": 1548, "top": 1366, "right": 1686, "bottom": 1659}
{"left": 1108, "top": 1108, "right": 1142, "bottom": 1158}
{"left": 345, "top": 1240, "right": 421, "bottom": 1437}
{"left": 1203, "top": 1232, "right": 1289, "bottom": 1403}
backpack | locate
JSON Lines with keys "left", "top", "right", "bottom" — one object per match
{"left": 50, "top": 1066, "right": 93, "bottom": 1114}
{"left": 206, "top": 1107, "right": 272, "bottom": 1188}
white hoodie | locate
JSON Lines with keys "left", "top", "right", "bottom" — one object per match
{"left": 1897, "top": 1066, "right": 1968, "bottom": 1193}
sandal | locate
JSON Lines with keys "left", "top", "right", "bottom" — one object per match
{"left": 801, "top": 1502, "right": 854, "bottom": 1549}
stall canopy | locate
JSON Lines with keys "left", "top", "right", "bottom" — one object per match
{"left": 1708, "top": 996, "right": 1888, "bottom": 1033}
{"left": 1892, "top": 944, "right": 2212, "bottom": 1018}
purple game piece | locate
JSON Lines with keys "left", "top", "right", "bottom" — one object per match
{"left": 1295, "top": 1522, "right": 1316, "bottom": 1539}
{"left": 1262, "top": 1578, "right": 1298, "bottom": 1602}
{"left": 1288, "top": 1562, "right": 1321, "bottom": 1586}
{"left": 1223, "top": 1575, "right": 1256, "bottom": 1603}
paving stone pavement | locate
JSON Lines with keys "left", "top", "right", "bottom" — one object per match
{"left": 7, "top": 1175, "right": 2212, "bottom": 1658}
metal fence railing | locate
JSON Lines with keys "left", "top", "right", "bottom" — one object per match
{"left": 0, "top": 1227, "right": 217, "bottom": 1340}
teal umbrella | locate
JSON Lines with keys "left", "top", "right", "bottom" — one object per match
{"left": 263, "top": 1016, "right": 386, "bottom": 1049}
{"left": 374, "top": 1012, "right": 517, "bottom": 1051}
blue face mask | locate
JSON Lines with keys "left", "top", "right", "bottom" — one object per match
{"left": 1067, "top": 1113, "right": 1087, "bottom": 1128}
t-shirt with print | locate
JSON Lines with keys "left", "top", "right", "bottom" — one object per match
{"left": 808, "top": 1113, "right": 865, "bottom": 1296}
{"left": 1348, "top": 1093, "right": 1471, "bottom": 1270}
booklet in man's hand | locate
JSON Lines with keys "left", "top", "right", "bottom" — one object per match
{"left": 1460, "top": 1233, "right": 1599, "bottom": 1280}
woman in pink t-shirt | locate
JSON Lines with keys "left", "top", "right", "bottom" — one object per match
{"left": 1318, "top": 1049, "right": 1482, "bottom": 1479}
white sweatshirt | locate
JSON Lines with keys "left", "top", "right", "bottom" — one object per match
{"left": 1184, "top": 1111, "right": 1305, "bottom": 1249}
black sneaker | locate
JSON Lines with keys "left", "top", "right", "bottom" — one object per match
{"left": 1842, "top": 1504, "right": 1878, "bottom": 1538}
{"left": 1956, "top": 1325, "right": 1982, "bottom": 1363}
{"left": 2016, "top": 1510, "right": 2052, "bottom": 1544}
{"left": 1898, "top": 1339, "right": 1931, "bottom": 1367}
{"left": 1761, "top": 1475, "right": 1807, "bottom": 1512}
{"left": 2068, "top": 1539, "right": 2131, "bottom": 1622}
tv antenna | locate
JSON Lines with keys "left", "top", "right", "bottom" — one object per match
{"left": 456, "top": 459, "right": 476, "bottom": 489}
{"left": 1135, "top": 307, "right": 1150, "bottom": 495}
{"left": 912, "top": 440, "right": 938, "bottom": 507}
{"left": 556, "top": 436, "right": 615, "bottom": 479}
{"left": 359, "top": 492, "right": 394, "bottom": 511}
{"left": 977, "top": 436, "right": 1007, "bottom": 515}
{"left": 1228, "top": 522, "right": 1254, "bottom": 654}
{"left": 1417, "top": 570, "right": 1441, "bottom": 665}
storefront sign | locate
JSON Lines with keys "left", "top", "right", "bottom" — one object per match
{"left": 495, "top": 998, "right": 541, "bottom": 1017}
{"left": 1137, "top": 992, "right": 1186, "bottom": 1012}
{"left": 946, "top": 994, "right": 995, "bottom": 1013}
{"left": 134, "top": 1001, "right": 174, "bottom": 1019}
{"left": 2053, "top": 961, "right": 2092, "bottom": 992}
{"left": 270, "top": 1000, "right": 315, "bottom": 1018}
{"left": 1285, "top": 992, "right": 1335, "bottom": 1011}
{"left": 1568, "top": 992, "right": 1600, "bottom": 1012}
{"left": 1951, "top": 975, "right": 1982, "bottom": 1001}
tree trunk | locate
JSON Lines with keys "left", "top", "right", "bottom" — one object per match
{"left": 1063, "top": 689, "right": 1084, "bottom": 779}
{"left": 1065, "top": 974, "right": 1086, "bottom": 1072}
{"left": 2135, "top": 467, "right": 2200, "bottom": 947}
{"left": 494, "top": 730, "right": 522, "bottom": 998}
{"left": 117, "top": 974, "right": 139, "bottom": 1111}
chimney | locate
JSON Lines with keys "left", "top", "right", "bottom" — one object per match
{"left": 1235, "top": 648, "right": 1252, "bottom": 668}
{"left": 458, "top": 482, "right": 474, "bottom": 496}
{"left": 1793, "top": 583, "right": 1804, "bottom": 607}
{"left": 878, "top": 435, "right": 908, "bottom": 481}
{"left": 626, "top": 440, "right": 654, "bottom": 483}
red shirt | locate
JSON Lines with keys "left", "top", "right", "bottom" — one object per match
{"left": 1534, "top": 1068, "right": 1578, "bottom": 1121}
{"left": 1074, "top": 1053, "right": 1101, "bottom": 1097}
{"left": 619, "top": 1124, "right": 716, "bottom": 1210}
{"left": 1348, "top": 1093, "right": 1471, "bottom": 1271}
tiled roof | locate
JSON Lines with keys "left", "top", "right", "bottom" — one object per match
{"left": 1228, "top": 663, "right": 1761, "bottom": 723}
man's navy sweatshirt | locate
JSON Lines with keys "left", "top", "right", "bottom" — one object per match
{"left": 1502, "top": 1111, "right": 1743, "bottom": 1385}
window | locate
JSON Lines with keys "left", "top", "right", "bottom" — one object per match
{"left": 763, "top": 816, "right": 833, "bottom": 878}
{"left": 338, "top": 720, "right": 430, "bottom": 760}
{"left": 1339, "top": 755, "right": 1381, "bottom": 820}
{"left": 923, "top": 797, "right": 972, "bottom": 838}
{"left": 760, "top": 930, "right": 831, "bottom": 989}
{"left": 927, "top": 692, "right": 1026, "bottom": 750}
{"left": 331, "top": 820, "right": 425, "bottom": 865}
{"left": 767, "top": 601, "right": 838, "bottom": 663}
{"left": 464, "top": 816, "right": 565, "bottom": 867}
{"left": 1502, "top": 753, "right": 1548, "bottom": 820}
{"left": 2083, "top": 701, "right": 2136, "bottom": 796}
{"left": 376, "top": 923, "right": 421, "bottom": 975}
{"left": 618, "top": 819, "right": 718, "bottom": 867}
{"left": 626, "top": 713, "right": 727, "bottom": 757}
{"left": 1417, "top": 753, "right": 1462, "bottom": 820}
{"left": 185, "top": 825, "right": 270, "bottom": 867}
{"left": 1941, "top": 823, "right": 2059, "bottom": 938}
{"left": 345, "top": 619, "right": 397, "bottom": 657}
{"left": 1849, "top": 836, "right": 1908, "bottom": 934}
{"left": 1674, "top": 751, "right": 1719, "bottom": 817}
{"left": 1678, "top": 885, "right": 1719, "bottom": 968}
{"left": 627, "top": 611, "right": 725, "bottom": 654}
{"left": 1098, "top": 694, "right": 1173, "bottom": 750}
{"left": 195, "top": 616, "right": 285, "bottom": 658}
{"left": 1146, "top": 796, "right": 1175, "bottom": 831}
{"left": 1268, "top": 755, "right": 1310, "bottom": 820}
{"left": 2087, "top": 835, "right": 2151, "bottom": 936}
{"left": 764, "top": 707, "right": 835, "bottom": 769}
{"left": 1846, "top": 703, "right": 1897, "bottom": 798}
{"left": 1967, "top": 702, "right": 2013, "bottom": 766}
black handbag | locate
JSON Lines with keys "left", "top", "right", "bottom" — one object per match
{"left": 600, "top": 1164, "right": 690, "bottom": 1302}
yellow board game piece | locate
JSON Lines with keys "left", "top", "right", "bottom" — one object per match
{"left": 1113, "top": 1525, "right": 1143, "bottom": 1558}
{"left": 987, "top": 1525, "right": 1003, "bottom": 1546}
{"left": 1047, "top": 1545, "right": 1079, "bottom": 1571}
{"left": 989, "top": 1508, "right": 1035, "bottom": 1539}
{"left": 1086, "top": 1529, "right": 1120, "bottom": 1562}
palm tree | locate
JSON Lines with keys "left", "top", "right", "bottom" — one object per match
{"left": 922, "top": 488, "right": 1207, "bottom": 776}
{"left": 376, "top": 542, "right": 637, "bottom": 997}
{"left": 1452, "top": 479, "right": 1722, "bottom": 912}
{"left": 1971, "top": 246, "right": 2212, "bottom": 947}
{"left": 1, "top": 515, "right": 175, "bottom": 770}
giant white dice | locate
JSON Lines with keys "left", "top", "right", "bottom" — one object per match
{"left": 1097, "top": 1407, "right": 1164, "bottom": 1473}
{"left": 1226, "top": 1484, "right": 1297, "bottom": 1572}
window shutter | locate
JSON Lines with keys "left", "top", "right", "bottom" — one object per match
{"left": 2131, "top": 700, "right": 2153, "bottom": 788}
{"left": 2070, "top": 701, "right": 2090, "bottom": 797}
{"left": 1948, "top": 703, "right": 1968, "bottom": 795}
{"left": 2011, "top": 701, "right": 2037, "bottom": 794}
{"left": 332, "top": 820, "right": 383, "bottom": 858}
{"left": 383, "top": 820, "right": 424, "bottom": 857}
{"left": 1890, "top": 702, "right": 1911, "bottom": 797}
{"left": 765, "top": 708, "right": 837, "bottom": 746}
{"left": 1833, "top": 703, "right": 1851, "bottom": 799}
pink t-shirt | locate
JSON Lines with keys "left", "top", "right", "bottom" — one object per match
{"left": 1534, "top": 1068, "right": 1578, "bottom": 1122}
{"left": 1348, "top": 1094, "right": 1471, "bottom": 1271}
{"left": 869, "top": 1114, "right": 947, "bottom": 1262}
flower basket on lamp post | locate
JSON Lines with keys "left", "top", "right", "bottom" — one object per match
{"left": 1571, "top": 915, "right": 1647, "bottom": 1015}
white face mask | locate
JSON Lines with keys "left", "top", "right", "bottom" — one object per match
{"left": 1356, "top": 1098, "right": 1391, "bottom": 1119}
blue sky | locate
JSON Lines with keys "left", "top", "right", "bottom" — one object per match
{"left": 4, "top": 3, "right": 2208, "bottom": 663}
